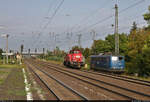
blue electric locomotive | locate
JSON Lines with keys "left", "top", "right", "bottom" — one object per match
{"left": 90, "top": 55, "right": 125, "bottom": 72}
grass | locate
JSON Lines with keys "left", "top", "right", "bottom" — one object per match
{"left": 7, "top": 90, "right": 26, "bottom": 96}
{"left": 3, "top": 68, "right": 26, "bottom": 99}
{"left": 44, "top": 56, "right": 64, "bottom": 62}
{"left": 0, "top": 64, "right": 23, "bottom": 69}
{"left": 0, "top": 62, "right": 26, "bottom": 99}
{"left": 39, "top": 55, "right": 64, "bottom": 64}
{"left": 15, "top": 90, "right": 26, "bottom": 96}
{"left": 45, "top": 59, "right": 63, "bottom": 65}
{"left": 0, "top": 79, "right": 3, "bottom": 84}
{"left": 0, "top": 59, "right": 17, "bottom": 64}
{"left": 0, "top": 71, "right": 9, "bottom": 74}
{"left": 38, "top": 57, "right": 63, "bottom": 65}
{"left": 0, "top": 69, "right": 11, "bottom": 85}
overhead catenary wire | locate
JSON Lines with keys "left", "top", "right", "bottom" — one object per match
{"left": 39, "top": 0, "right": 57, "bottom": 30}
{"left": 75, "top": 11, "right": 148, "bottom": 48}
{"left": 31, "top": 0, "right": 57, "bottom": 48}
{"left": 49, "top": 19, "right": 147, "bottom": 51}
{"left": 46, "top": 0, "right": 57, "bottom": 18}
{"left": 34, "top": 0, "right": 65, "bottom": 49}
{"left": 41, "top": 0, "right": 64, "bottom": 32}
{"left": 32, "top": 0, "right": 146, "bottom": 51}
{"left": 72, "top": 0, "right": 145, "bottom": 34}
{"left": 68, "top": 16, "right": 145, "bottom": 49}
{"left": 82, "top": 21, "right": 147, "bottom": 44}
{"left": 65, "top": 0, "right": 111, "bottom": 33}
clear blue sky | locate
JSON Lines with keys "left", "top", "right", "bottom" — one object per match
{"left": 0, "top": 0, "right": 150, "bottom": 52}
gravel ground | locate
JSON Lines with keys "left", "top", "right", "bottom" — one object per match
{"left": 30, "top": 60, "right": 130, "bottom": 100}
{"left": 25, "top": 63, "right": 58, "bottom": 100}
{"left": 28, "top": 63, "right": 84, "bottom": 100}
{"left": 37, "top": 60, "right": 150, "bottom": 100}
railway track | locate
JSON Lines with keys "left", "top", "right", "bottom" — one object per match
{"left": 26, "top": 63, "right": 59, "bottom": 100}
{"left": 25, "top": 61, "right": 87, "bottom": 100}
{"left": 30, "top": 59, "right": 150, "bottom": 101}
{"left": 27, "top": 60, "right": 131, "bottom": 100}
{"left": 38, "top": 59, "right": 150, "bottom": 87}
{"left": 82, "top": 70, "right": 150, "bottom": 87}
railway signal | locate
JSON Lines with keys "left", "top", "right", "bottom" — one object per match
{"left": 20, "top": 44, "right": 24, "bottom": 54}
{"left": 35, "top": 48, "right": 37, "bottom": 53}
{"left": 28, "top": 49, "right": 30, "bottom": 55}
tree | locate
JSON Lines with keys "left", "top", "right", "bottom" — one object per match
{"left": 105, "top": 33, "right": 128, "bottom": 55}
{"left": 136, "top": 48, "right": 150, "bottom": 76}
{"left": 83, "top": 48, "right": 91, "bottom": 59}
{"left": 91, "top": 39, "right": 111, "bottom": 55}
{"left": 0, "top": 48, "right": 3, "bottom": 59}
{"left": 130, "top": 21, "right": 137, "bottom": 32}
{"left": 143, "top": 6, "right": 150, "bottom": 26}
{"left": 119, "top": 34, "right": 128, "bottom": 55}
{"left": 126, "top": 29, "right": 150, "bottom": 76}
{"left": 105, "top": 34, "right": 115, "bottom": 53}
{"left": 144, "top": 33, "right": 150, "bottom": 48}
{"left": 71, "top": 46, "right": 84, "bottom": 53}
{"left": 53, "top": 46, "right": 66, "bottom": 57}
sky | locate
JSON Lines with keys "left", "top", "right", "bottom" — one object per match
{"left": 0, "top": 0, "right": 150, "bottom": 52}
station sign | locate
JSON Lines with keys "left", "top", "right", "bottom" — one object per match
{"left": 2, "top": 53, "right": 14, "bottom": 56}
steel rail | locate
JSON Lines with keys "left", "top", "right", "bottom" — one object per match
{"left": 37, "top": 67, "right": 88, "bottom": 100}
{"left": 39, "top": 60, "right": 150, "bottom": 87}
{"left": 40, "top": 62, "right": 150, "bottom": 100}
{"left": 27, "top": 61, "right": 88, "bottom": 100}
{"left": 31, "top": 60, "right": 133, "bottom": 100}
{"left": 25, "top": 62, "right": 60, "bottom": 100}
{"left": 82, "top": 70, "right": 150, "bottom": 87}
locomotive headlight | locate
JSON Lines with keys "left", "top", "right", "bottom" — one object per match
{"left": 76, "top": 55, "right": 80, "bottom": 58}
{"left": 112, "top": 56, "right": 118, "bottom": 61}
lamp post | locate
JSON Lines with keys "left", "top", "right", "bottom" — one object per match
{"left": 1, "top": 34, "right": 9, "bottom": 64}
{"left": 6, "top": 34, "right": 9, "bottom": 64}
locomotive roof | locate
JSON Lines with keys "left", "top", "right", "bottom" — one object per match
{"left": 90, "top": 55, "right": 124, "bottom": 57}
{"left": 71, "top": 50, "right": 81, "bottom": 51}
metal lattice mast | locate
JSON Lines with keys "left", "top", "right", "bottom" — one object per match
{"left": 77, "top": 34, "right": 82, "bottom": 48}
{"left": 6, "top": 34, "right": 9, "bottom": 64}
{"left": 91, "top": 30, "right": 96, "bottom": 41}
{"left": 66, "top": 32, "right": 72, "bottom": 51}
{"left": 115, "top": 4, "right": 119, "bottom": 55}
{"left": 91, "top": 30, "right": 96, "bottom": 54}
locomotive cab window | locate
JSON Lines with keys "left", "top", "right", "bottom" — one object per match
{"left": 119, "top": 57, "right": 123, "bottom": 60}
{"left": 74, "top": 51, "right": 79, "bottom": 54}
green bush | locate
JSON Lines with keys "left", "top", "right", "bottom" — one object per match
{"left": 126, "top": 62, "right": 137, "bottom": 75}
{"left": 46, "top": 56, "right": 63, "bottom": 62}
{"left": 126, "top": 48, "right": 150, "bottom": 77}
{"left": 136, "top": 48, "right": 150, "bottom": 77}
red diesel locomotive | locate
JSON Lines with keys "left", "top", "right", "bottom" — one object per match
{"left": 63, "top": 50, "right": 85, "bottom": 68}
